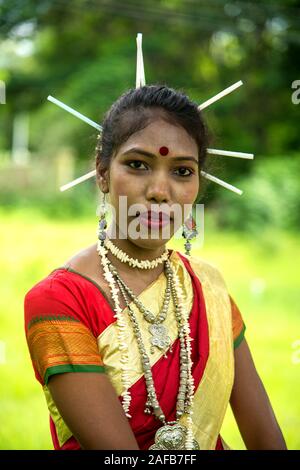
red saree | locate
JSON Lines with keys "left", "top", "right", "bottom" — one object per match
{"left": 24, "top": 250, "right": 245, "bottom": 450}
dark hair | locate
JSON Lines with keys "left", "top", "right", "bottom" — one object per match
{"left": 96, "top": 84, "right": 210, "bottom": 200}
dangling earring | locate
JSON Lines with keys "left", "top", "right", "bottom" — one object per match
{"left": 182, "top": 211, "right": 198, "bottom": 256}
{"left": 98, "top": 192, "right": 108, "bottom": 246}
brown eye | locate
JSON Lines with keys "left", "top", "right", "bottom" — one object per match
{"left": 127, "top": 160, "right": 148, "bottom": 170}
{"left": 175, "top": 167, "right": 194, "bottom": 177}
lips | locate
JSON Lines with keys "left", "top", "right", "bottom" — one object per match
{"left": 134, "top": 210, "right": 173, "bottom": 230}
{"left": 137, "top": 211, "right": 172, "bottom": 222}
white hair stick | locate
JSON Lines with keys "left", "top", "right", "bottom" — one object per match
{"left": 136, "top": 33, "right": 146, "bottom": 88}
{"left": 47, "top": 96, "right": 102, "bottom": 131}
{"left": 201, "top": 170, "right": 243, "bottom": 195}
{"left": 60, "top": 169, "right": 96, "bottom": 192}
{"left": 207, "top": 148, "right": 254, "bottom": 159}
{"left": 199, "top": 80, "right": 243, "bottom": 111}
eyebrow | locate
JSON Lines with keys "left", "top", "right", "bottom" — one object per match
{"left": 122, "top": 147, "right": 198, "bottom": 165}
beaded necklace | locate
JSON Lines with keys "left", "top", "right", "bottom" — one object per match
{"left": 97, "top": 239, "right": 199, "bottom": 450}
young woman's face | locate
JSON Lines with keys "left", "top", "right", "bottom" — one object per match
{"left": 103, "top": 118, "right": 200, "bottom": 250}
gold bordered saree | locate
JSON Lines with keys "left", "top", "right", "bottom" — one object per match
{"left": 24, "top": 250, "right": 246, "bottom": 450}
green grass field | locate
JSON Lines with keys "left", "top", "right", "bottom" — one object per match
{"left": 0, "top": 207, "right": 299, "bottom": 449}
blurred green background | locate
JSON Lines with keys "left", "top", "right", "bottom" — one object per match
{"left": 0, "top": 0, "right": 299, "bottom": 450}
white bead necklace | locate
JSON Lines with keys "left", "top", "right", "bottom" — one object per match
{"left": 104, "top": 238, "right": 169, "bottom": 269}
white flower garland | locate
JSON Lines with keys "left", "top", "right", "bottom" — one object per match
{"left": 104, "top": 238, "right": 169, "bottom": 269}
{"left": 97, "top": 241, "right": 132, "bottom": 417}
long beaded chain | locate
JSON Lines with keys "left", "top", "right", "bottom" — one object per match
{"left": 97, "top": 239, "right": 198, "bottom": 449}
{"left": 113, "top": 260, "right": 186, "bottom": 415}
{"left": 169, "top": 263, "right": 196, "bottom": 447}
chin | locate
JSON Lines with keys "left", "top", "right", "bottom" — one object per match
{"left": 129, "top": 236, "right": 171, "bottom": 251}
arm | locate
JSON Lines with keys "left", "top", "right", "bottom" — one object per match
{"left": 230, "top": 339, "right": 287, "bottom": 450}
{"left": 48, "top": 372, "right": 139, "bottom": 450}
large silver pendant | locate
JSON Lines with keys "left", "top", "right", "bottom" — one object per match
{"left": 149, "top": 423, "right": 200, "bottom": 450}
{"left": 149, "top": 324, "right": 171, "bottom": 353}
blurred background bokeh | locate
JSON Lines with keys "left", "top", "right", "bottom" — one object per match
{"left": 0, "top": 0, "right": 299, "bottom": 449}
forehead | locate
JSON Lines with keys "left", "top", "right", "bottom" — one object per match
{"left": 118, "top": 118, "right": 198, "bottom": 156}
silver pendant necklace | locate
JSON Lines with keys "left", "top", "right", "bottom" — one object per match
{"left": 148, "top": 323, "right": 171, "bottom": 354}
{"left": 108, "top": 262, "right": 172, "bottom": 355}
{"left": 110, "top": 259, "right": 200, "bottom": 450}
{"left": 149, "top": 422, "right": 199, "bottom": 450}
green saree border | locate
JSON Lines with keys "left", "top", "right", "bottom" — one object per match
{"left": 234, "top": 323, "right": 246, "bottom": 349}
{"left": 44, "top": 364, "right": 106, "bottom": 385}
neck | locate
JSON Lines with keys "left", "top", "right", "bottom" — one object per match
{"left": 105, "top": 224, "right": 169, "bottom": 278}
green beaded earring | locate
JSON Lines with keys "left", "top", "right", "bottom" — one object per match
{"left": 182, "top": 211, "right": 198, "bottom": 256}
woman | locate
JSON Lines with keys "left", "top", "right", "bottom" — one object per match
{"left": 24, "top": 85, "right": 286, "bottom": 450}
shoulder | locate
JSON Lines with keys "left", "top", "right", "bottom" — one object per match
{"left": 175, "top": 251, "right": 226, "bottom": 283}
{"left": 24, "top": 245, "right": 97, "bottom": 324}
{"left": 175, "top": 252, "right": 246, "bottom": 346}
{"left": 25, "top": 243, "right": 99, "bottom": 298}
{"left": 61, "top": 243, "right": 105, "bottom": 288}
{"left": 188, "top": 253, "right": 221, "bottom": 273}
{"left": 24, "top": 243, "right": 109, "bottom": 336}
{"left": 24, "top": 269, "right": 84, "bottom": 330}
{"left": 175, "top": 251, "right": 231, "bottom": 307}
{"left": 62, "top": 243, "right": 97, "bottom": 271}
{"left": 24, "top": 269, "right": 78, "bottom": 305}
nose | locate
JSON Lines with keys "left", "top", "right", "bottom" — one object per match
{"left": 145, "top": 171, "right": 171, "bottom": 204}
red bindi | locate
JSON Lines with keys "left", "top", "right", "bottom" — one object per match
{"left": 159, "top": 146, "right": 169, "bottom": 156}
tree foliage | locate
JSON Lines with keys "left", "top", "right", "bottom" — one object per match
{"left": 0, "top": 0, "right": 299, "bottom": 225}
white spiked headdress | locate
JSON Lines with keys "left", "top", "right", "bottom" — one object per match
{"left": 47, "top": 33, "right": 254, "bottom": 195}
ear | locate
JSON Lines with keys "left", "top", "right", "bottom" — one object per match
{"left": 96, "top": 163, "right": 110, "bottom": 194}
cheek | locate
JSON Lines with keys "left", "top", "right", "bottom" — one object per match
{"left": 108, "top": 166, "right": 142, "bottom": 212}
{"left": 176, "top": 182, "right": 199, "bottom": 205}
{"left": 109, "top": 166, "right": 138, "bottom": 196}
